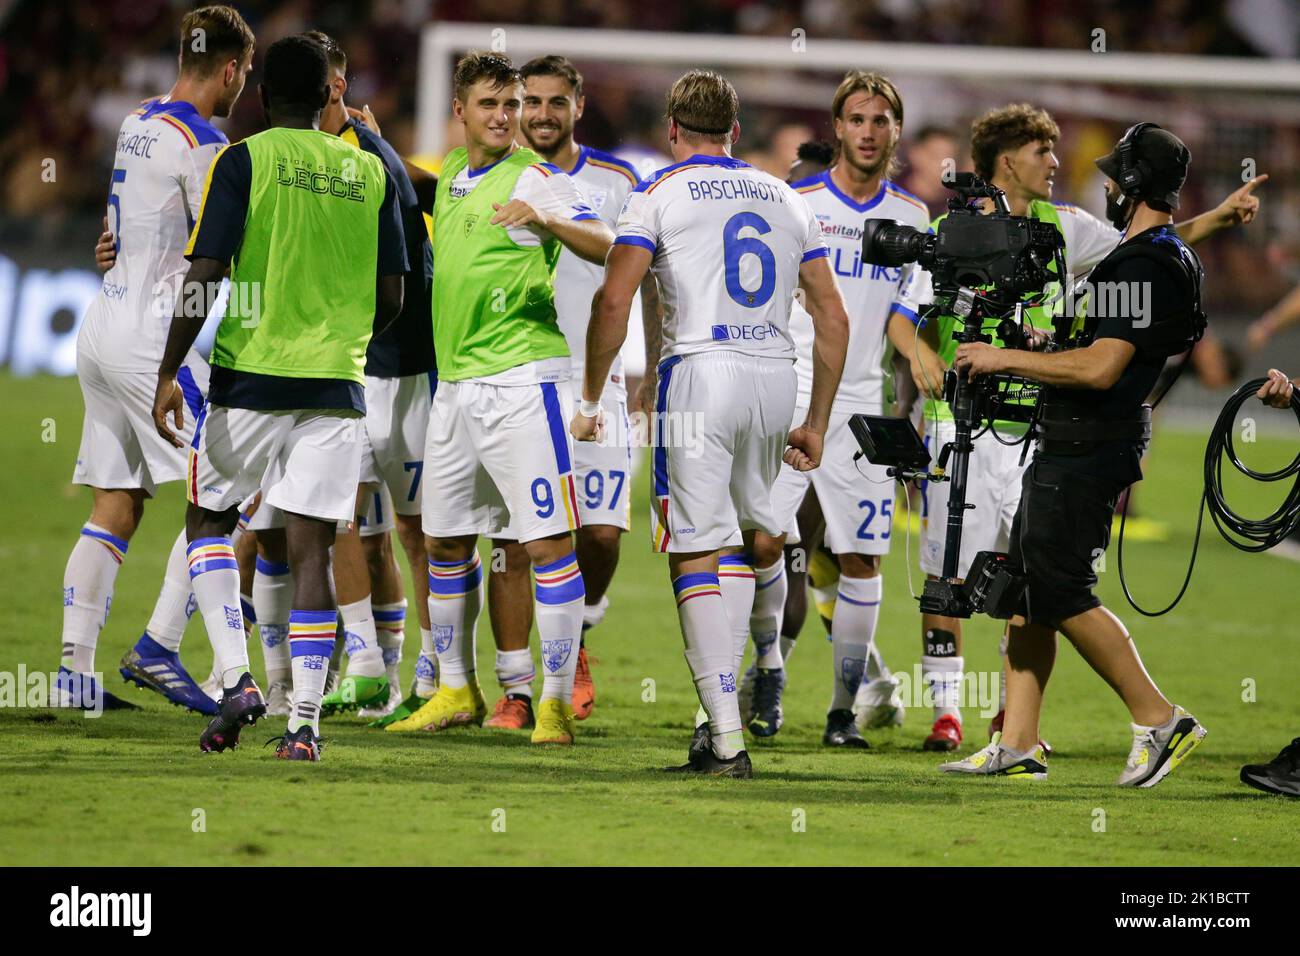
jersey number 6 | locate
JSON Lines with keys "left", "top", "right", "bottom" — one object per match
{"left": 722, "top": 212, "right": 776, "bottom": 309}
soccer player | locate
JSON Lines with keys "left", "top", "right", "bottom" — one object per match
{"left": 382, "top": 52, "right": 613, "bottom": 745}
{"left": 59, "top": 5, "right": 254, "bottom": 712}
{"left": 889, "top": 104, "right": 1265, "bottom": 751}
{"left": 474, "top": 54, "right": 653, "bottom": 730}
{"left": 751, "top": 71, "right": 927, "bottom": 746}
{"left": 152, "top": 35, "right": 407, "bottom": 760}
{"left": 289, "top": 31, "right": 437, "bottom": 724}
{"left": 574, "top": 69, "right": 850, "bottom": 778}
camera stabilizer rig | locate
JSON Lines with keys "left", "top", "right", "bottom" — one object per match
{"left": 849, "top": 173, "right": 1069, "bottom": 619}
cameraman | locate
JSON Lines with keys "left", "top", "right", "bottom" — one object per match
{"left": 940, "top": 125, "right": 1209, "bottom": 786}
{"left": 885, "top": 105, "right": 1263, "bottom": 751}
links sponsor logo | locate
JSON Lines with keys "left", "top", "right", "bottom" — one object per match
{"left": 49, "top": 886, "right": 151, "bottom": 936}
{"left": 711, "top": 322, "right": 781, "bottom": 342}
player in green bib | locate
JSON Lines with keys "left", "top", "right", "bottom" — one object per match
{"left": 883, "top": 103, "right": 1265, "bottom": 753}
{"left": 383, "top": 52, "right": 613, "bottom": 746}
{"left": 151, "top": 36, "right": 407, "bottom": 761}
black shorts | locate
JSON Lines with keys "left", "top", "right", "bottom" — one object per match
{"left": 1009, "top": 459, "right": 1127, "bottom": 628}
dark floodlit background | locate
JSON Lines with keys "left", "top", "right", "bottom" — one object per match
{"left": 1, "top": 0, "right": 1297, "bottom": 399}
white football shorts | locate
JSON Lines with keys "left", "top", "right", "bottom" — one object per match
{"left": 920, "top": 418, "right": 1031, "bottom": 578}
{"left": 359, "top": 372, "right": 433, "bottom": 517}
{"left": 650, "top": 351, "right": 796, "bottom": 553}
{"left": 73, "top": 346, "right": 209, "bottom": 496}
{"left": 188, "top": 405, "right": 363, "bottom": 524}
{"left": 771, "top": 404, "right": 896, "bottom": 556}
{"left": 421, "top": 377, "right": 580, "bottom": 544}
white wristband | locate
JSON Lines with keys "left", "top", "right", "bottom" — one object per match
{"left": 579, "top": 399, "right": 603, "bottom": 418}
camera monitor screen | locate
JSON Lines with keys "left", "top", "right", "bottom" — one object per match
{"left": 847, "top": 414, "right": 933, "bottom": 471}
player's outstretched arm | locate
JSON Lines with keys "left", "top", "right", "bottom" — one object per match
{"left": 154, "top": 257, "right": 225, "bottom": 447}
{"left": 1176, "top": 174, "right": 1267, "bottom": 245}
{"left": 1247, "top": 282, "right": 1300, "bottom": 351}
{"left": 491, "top": 198, "right": 614, "bottom": 265}
{"left": 790, "top": 255, "right": 850, "bottom": 471}
{"left": 572, "top": 243, "right": 652, "bottom": 443}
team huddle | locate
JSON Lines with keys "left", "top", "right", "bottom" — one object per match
{"left": 61, "top": 5, "right": 1262, "bottom": 777}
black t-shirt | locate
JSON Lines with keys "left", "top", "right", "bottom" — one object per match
{"left": 1037, "top": 226, "right": 1195, "bottom": 484}
{"left": 343, "top": 119, "right": 436, "bottom": 379}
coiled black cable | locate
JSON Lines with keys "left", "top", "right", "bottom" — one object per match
{"left": 1118, "top": 377, "right": 1300, "bottom": 616}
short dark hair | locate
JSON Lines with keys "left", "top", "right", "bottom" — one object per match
{"left": 302, "top": 30, "right": 346, "bottom": 73}
{"left": 178, "top": 5, "right": 254, "bottom": 78}
{"left": 262, "top": 35, "right": 329, "bottom": 113}
{"left": 453, "top": 51, "right": 522, "bottom": 103}
{"left": 970, "top": 104, "right": 1060, "bottom": 181}
{"left": 520, "top": 55, "right": 583, "bottom": 98}
{"left": 796, "top": 139, "right": 836, "bottom": 166}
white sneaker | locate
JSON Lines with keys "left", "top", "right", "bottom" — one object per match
{"left": 939, "top": 732, "right": 1048, "bottom": 779}
{"left": 265, "top": 680, "right": 293, "bottom": 717}
{"left": 1117, "top": 705, "right": 1207, "bottom": 788}
{"left": 854, "top": 674, "right": 906, "bottom": 730}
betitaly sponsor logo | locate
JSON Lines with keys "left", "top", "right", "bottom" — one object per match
{"left": 0, "top": 665, "right": 105, "bottom": 717}
{"left": 49, "top": 886, "right": 151, "bottom": 936}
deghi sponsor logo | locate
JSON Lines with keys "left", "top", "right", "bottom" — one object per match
{"left": 49, "top": 886, "right": 152, "bottom": 936}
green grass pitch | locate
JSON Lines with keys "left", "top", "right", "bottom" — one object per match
{"left": 1, "top": 370, "right": 1297, "bottom": 866}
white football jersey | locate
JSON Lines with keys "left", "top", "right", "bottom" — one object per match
{"left": 786, "top": 173, "right": 931, "bottom": 413}
{"left": 78, "top": 98, "right": 227, "bottom": 371}
{"left": 553, "top": 145, "right": 641, "bottom": 399}
{"left": 614, "top": 154, "right": 826, "bottom": 364}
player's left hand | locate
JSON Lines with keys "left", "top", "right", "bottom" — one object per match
{"left": 1216, "top": 174, "right": 1267, "bottom": 227}
{"left": 953, "top": 341, "right": 1005, "bottom": 378}
{"left": 784, "top": 425, "right": 823, "bottom": 472}
{"left": 491, "top": 199, "right": 549, "bottom": 231}
{"left": 95, "top": 216, "right": 116, "bottom": 272}
{"left": 152, "top": 374, "right": 185, "bottom": 448}
{"left": 570, "top": 407, "right": 605, "bottom": 443}
{"left": 346, "top": 104, "right": 381, "bottom": 136}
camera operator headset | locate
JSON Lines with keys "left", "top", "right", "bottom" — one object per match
{"left": 944, "top": 124, "right": 1210, "bottom": 785}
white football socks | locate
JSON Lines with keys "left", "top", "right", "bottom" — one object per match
{"left": 144, "top": 528, "right": 192, "bottom": 652}
{"left": 427, "top": 554, "right": 483, "bottom": 690}
{"left": 373, "top": 600, "right": 407, "bottom": 692}
{"left": 923, "top": 653, "right": 965, "bottom": 722}
{"left": 415, "top": 626, "right": 437, "bottom": 697}
{"left": 717, "top": 555, "right": 756, "bottom": 675}
{"left": 339, "top": 596, "right": 384, "bottom": 679}
{"left": 288, "top": 608, "right": 336, "bottom": 734}
{"left": 829, "top": 575, "right": 882, "bottom": 712}
{"left": 253, "top": 557, "right": 293, "bottom": 688}
{"left": 534, "top": 553, "right": 585, "bottom": 703}
{"left": 186, "top": 537, "right": 248, "bottom": 688}
{"left": 61, "top": 523, "right": 128, "bottom": 673}
{"left": 750, "top": 559, "right": 787, "bottom": 670}
{"left": 673, "top": 571, "right": 743, "bottom": 759}
{"left": 495, "top": 647, "right": 535, "bottom": 699}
